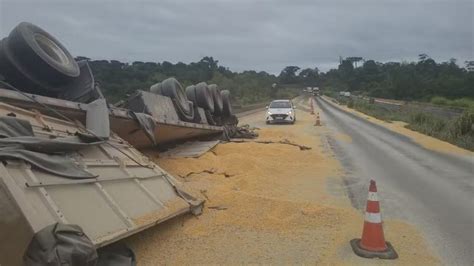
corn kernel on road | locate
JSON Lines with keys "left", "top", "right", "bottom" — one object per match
{"left": 124, "top": 107, "right": 438, "bottom": 265}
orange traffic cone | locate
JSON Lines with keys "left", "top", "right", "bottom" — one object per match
{"left": 314, "top": 112, "right": 321, "bottom": 126}
{"left": 310, "top": 98, "right": 315, "bottom": 114}
{"left": 350, "top": 180, "right": 398, "bottom": 259}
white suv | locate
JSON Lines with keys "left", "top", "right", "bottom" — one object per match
{"left": 265, "top": 99, "right": 296, "bottom": 124}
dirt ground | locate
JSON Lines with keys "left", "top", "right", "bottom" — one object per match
{"left": 125, "top": 108, "right": 439, "bottom": 265}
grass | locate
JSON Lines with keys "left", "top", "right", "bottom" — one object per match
{"left": 343, "top": 97, "right": 474, "bottom": 151}
{"left": 342, "top": 98, "right": 406, "bottom": 122}
{"left": 322, "top": 90, "right": 339, "bottom": 99}
{"left": 430, "top": 96, "right": 474, "bottom": 111}
{"left": 406, "top": 111, "right": 474, "bottom": 151}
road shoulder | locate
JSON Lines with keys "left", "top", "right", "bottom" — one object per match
{"left": 320, "top": 96, "right": 473, "bottom": 157}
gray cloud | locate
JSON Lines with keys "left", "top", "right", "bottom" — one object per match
{"left": 1, "top": 0, "right": 472, "bottom": 74}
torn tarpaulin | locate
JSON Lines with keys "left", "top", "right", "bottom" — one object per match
{"left": 24, "top": 223, "right": 98, "bottom": 266}
{"left": 0, "top": 116, "right": 104, "bottom": 178}
{"left": 0, "top": 147, "right": 98, "bottom": 178}
{"left": 0, "top": 134, "right": 105, "bottom": 154}
{"left": 221, "top": 124, "right": 259, "bottom": 140}
{"left": 23, "top": 223, "right": 136, "bottom": 266}
{"left": 0, "top": 115, "right": 35, "bottom": 138}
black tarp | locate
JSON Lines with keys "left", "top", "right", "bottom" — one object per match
{"left": 23, "top": 223, "right": 136, "bottom": 266}
{"left": 24, "top": 223, "right": 98, "bottom": 266}
{"left": 0, "top": 116, "right": 104, "bottom": 178}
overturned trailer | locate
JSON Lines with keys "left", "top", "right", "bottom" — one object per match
{"left": 0, "top": 87, "right": 225, "bottom": 148}
{"left": 0, "top": 21, "right": 243, "bottom": 264}
{"left": 0, "top": 102, "right": 203, "bottom": 265}
{"left": 0, "top": 22, "right": 240, "bottom": 148}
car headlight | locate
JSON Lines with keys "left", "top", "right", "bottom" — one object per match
{"left": 267, "top": 111, "right": 272, "bottom": 115}
{"left": 287, "top": 111, "right": 292, "bottom": 115}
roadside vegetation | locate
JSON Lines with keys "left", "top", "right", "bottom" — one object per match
{"left": 79, "top": 53, "right": 472, "bottom": 107}
{"left": 333, "top": 96, "right": 474, "bottom": 151}
{"left": 407, "top": 111, "right": 474, "bottom": 150}
{"left": 321, "top": 55, "right": 473, "bottom": 101}
{"left": 320, "top": 54, "right": 473, "bottom": 151}
{"left": 430, "top": 96, "right": 474, "bottom": 111}
{"left": 78, "top": 56, "right": 300, "bottom": 105}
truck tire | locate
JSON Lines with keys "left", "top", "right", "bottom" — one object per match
{"left": 204, "top": 109, "right": 217, "bottom": 125}
{"left": 158, "top": 78, "right": 194, "bottom": 121}
{"left": 160, "top": 78, "right": 191, "bottom": 113}
{"left": 150, "top": 82, "right": 163, "bottom": 94}
{"left": 3, "top": 22, "right": 79, "bottom": 89}
{"left": 194, "top": 82, "right": 214, "bottom": 113}
{"left": 220, "top": 90, "right": 233, "bottom": 116}
{"left": 185, "top": 85, "right": 197, "bottom": 103}
{"left": 185, "top": 85, "right": 204, "bottom": 124}
{"left": 208, "top": 84, "right": 223, "bottom": 114}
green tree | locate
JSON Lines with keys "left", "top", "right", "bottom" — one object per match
{"left": 278, "top": 66, "right": 300, "bottom": 84}
{"left": 298, "top": 67, "right": 319, "bottom": 85}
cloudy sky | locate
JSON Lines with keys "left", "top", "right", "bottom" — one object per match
{"left": 0, "top": 0, "right": 472, "bottom": 74}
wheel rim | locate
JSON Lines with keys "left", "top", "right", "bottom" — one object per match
{"left": 34, "top": 33, "right": 70, "bottom": 66}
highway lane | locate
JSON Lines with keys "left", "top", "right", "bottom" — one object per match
{"left": 314, "top": 97, "right": 474, "bottom": 265}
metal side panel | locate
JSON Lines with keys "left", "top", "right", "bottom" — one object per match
{"left": 110, "top": 115, "right": 223, "bottom": 148}
{"left": 126, "top": 90, "right": 180, "bottom": 122}
{"left": 0, "top": 182, "right": 34, "bottom": 266}
{"left": 152, "top": 123, "right": 222, "bottom": 144}
{"left": 160, "top": 140, "right": 221, "bottom": 158}
{"left": 0, "top": 87, "right": 223, "bottom": 147}
{"left": 0, "top": 103, "right": 203, "bottom": 264}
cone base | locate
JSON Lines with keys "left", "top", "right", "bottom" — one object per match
{"left": 350, "top": 239, "right": 398, "bottom": 260}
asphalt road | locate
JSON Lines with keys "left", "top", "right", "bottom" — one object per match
{"left": 314, "top": 97, "right": 474, "bottom": 265}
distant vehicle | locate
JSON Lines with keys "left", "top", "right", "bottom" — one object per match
{"left": 313, "top": 87, "right": 319, "bottom": 96}
{"left": 265, "top": 99, "right": 296, "bottom": 124}
{"left": 339, "top": 91, "right": 351, "bottom": 97}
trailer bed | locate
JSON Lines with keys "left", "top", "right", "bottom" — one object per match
{"left": 0, "top": 102, "right": 203, "bottom": 265}
{"left": 0, "top": 87, "right": 223, "bottom": 148}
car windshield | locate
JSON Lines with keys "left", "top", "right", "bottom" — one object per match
{"left": 269, "top": 102, "right": 291, "bottom": 108}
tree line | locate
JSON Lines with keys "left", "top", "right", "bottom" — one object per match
{"left": 321, "top": 55, "right": 474, "bottom": 101}
{"left": 79, "top": 55, "right": 473, "bottom": 105}
{"left": 78, "top": 56, "right": 280, "bottom": 105}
